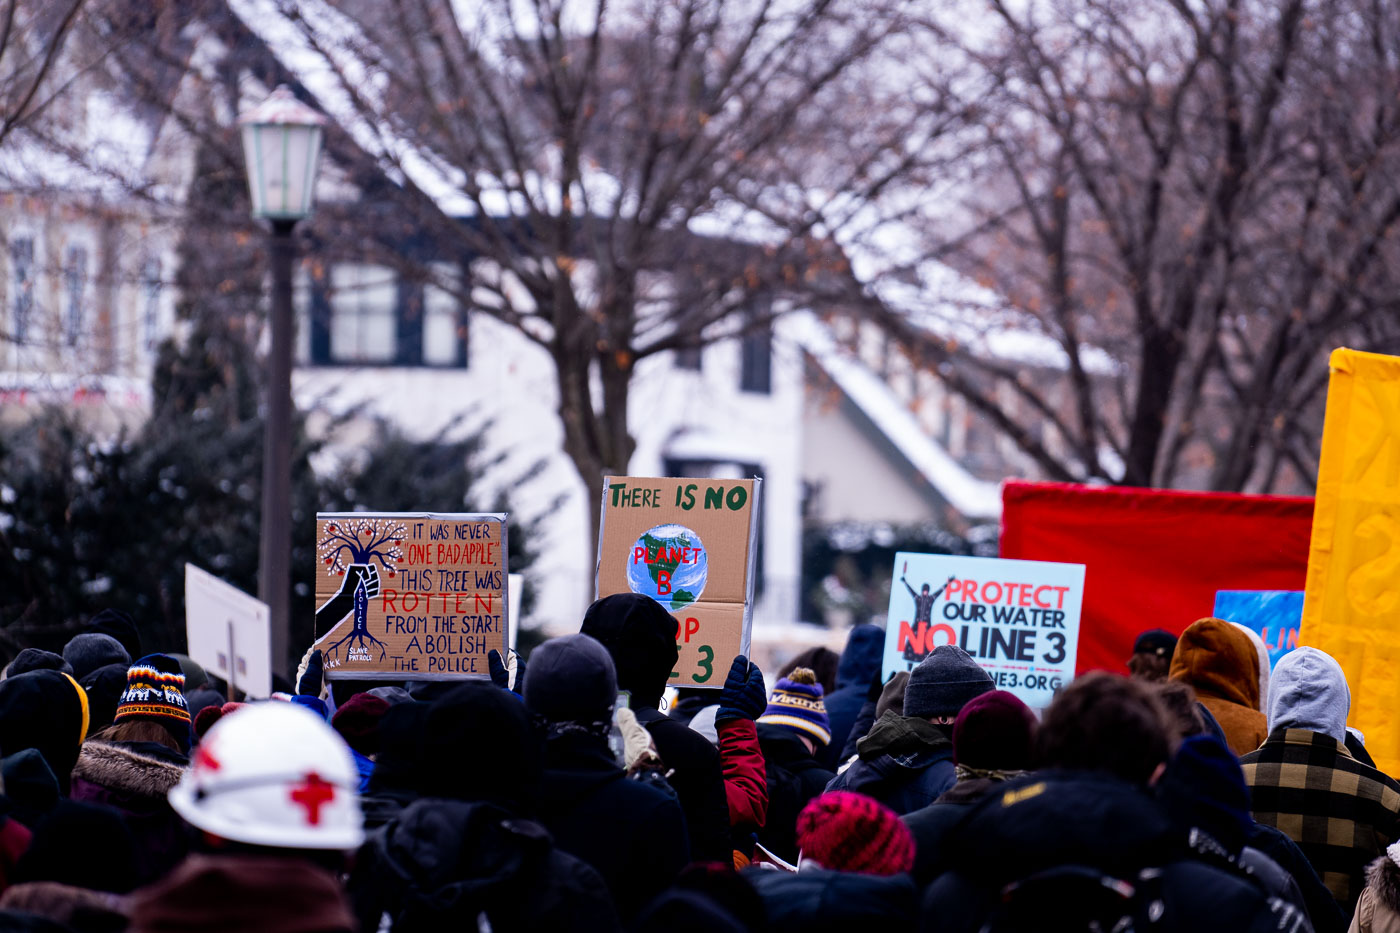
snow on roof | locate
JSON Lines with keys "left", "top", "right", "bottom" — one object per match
{"left": 791, "top": 311, "right": 1002, "bottom": 519}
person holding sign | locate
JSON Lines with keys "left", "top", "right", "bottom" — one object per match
{"left": 581, "top": 593, "right": 733, "bottom": 864}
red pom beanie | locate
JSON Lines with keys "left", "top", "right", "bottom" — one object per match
{"left": 795, "top": 791, "right": 915, "bottom": 875}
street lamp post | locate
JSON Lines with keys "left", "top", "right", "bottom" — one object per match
{"left": 239, "top": 86, "right": 326, "bottom": 678}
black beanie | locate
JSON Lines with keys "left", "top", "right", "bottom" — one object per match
{"left": 62, "top": 633, "right": 130, "bottom": 682}
{"left": 5, "top": 650, "right": 72, "bottom": 680}
{"left": 524, "top": 634, "right": 617, "bottom": 724}
{"left": 903, "top": 645, "right": 993, "bottom": 720}
{"left": 404, "top": 683, "right": 544, "bottom": 810}
{"left": 580, "top": 593, "right": 678, "bottom": 708}
{"left": 79, "top": 663, "right": 129, "bottom": 734}
{"left": 0, "top": 671, "right": 89, "bottom": 795}
{"left": 85, "top": 609, "right": 142, "bottom": 663}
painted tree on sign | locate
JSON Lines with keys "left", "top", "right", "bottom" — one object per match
{"left": 316, "top": 518, "right": 407, "bottom": 663}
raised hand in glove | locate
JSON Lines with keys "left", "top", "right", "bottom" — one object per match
{"left": 714, "top": 654, "right": 767, "bottom": 724}
{"left": 488, "top": 648, "right": 526, "bottom": 695}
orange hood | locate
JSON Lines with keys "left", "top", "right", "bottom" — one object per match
{"left": 1168, "top": 617, "right": 1261, "bottom": 710}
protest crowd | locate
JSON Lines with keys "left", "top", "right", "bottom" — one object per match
{"left": 0, "top": 597, "right": 1392, "bottom": 932}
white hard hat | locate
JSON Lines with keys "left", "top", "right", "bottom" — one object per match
{"left": 168, "top": 701, "right": 363, "bottom": 850}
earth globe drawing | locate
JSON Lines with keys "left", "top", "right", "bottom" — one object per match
{"left": 627, "top": 523, "right": 708, "bottom": 611}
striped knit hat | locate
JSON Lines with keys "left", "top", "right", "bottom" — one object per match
{"left": 114, "top": 654, "right": 191, "bottom": 737}
{"left": 757, "top": 667, "right": 831, "bottom": 746}
{"left": 796, "top": 791, "right": 915, "bottom": 875}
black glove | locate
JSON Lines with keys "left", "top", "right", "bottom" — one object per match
{"left": 715, "top": 654, "right": 766, "bottom": 724}
{"left": 297, "top": 649, "right": 324, "bottom": 697}
{"left": 867, "top": 669, "right": 886, "bottom": 703}
{"left": 488, "top": 648, "right": 525, "bottom": 696}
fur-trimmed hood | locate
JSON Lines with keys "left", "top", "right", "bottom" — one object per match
{"left": 1367, "top": 853, "right": 1400, "bottom": 915}
{"left": 71, "top": 741, "right": 186, "bottom": 799}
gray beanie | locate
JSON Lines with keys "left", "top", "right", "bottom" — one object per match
{"left": 524, "top": 634, "right": 617, "bottom": 724}
{"left": 904, "top": 645, "right": 993, "bottom": 719}
{"left": 62, "top": 633, "right": 131, "bottom": 682}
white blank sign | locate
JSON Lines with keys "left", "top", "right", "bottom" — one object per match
{"left": 185, "top": 563, "right": 272, "bottom": 698}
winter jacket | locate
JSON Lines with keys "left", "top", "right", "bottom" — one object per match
{"left": 130, "top": 854, "right": 355, "bottom": 933}
{"left": 1351, "top": 852, "right": 1400, "bottom": 933}
{"left": 903, "top": 776, "right": 1002, "bottom": 886}
{"left": 747, "top": 867, "right": 917, "bottom": 930}
{"left": 634, "top": 705, "right": 733, "bottom": 863}
{"left": 537, "top": 731, "right": 689, "bottom": 921}
{"left": 919, "top": 771, "right": 1311, "bottom": 933}
{"left": 756, "top": 723, "right": 835, "bottom": 862}
{"left": 718, "top": 718, "right": 768, "bottom": 832}
{"left": 825, "top": 711, "right": 955, "bottom": 815}
{"left": 1169, "top": 618, "right": 1268, "bottom": 757}
{"left": 1242, "top": 728, "right": 1400, "bottom": 915}
{"left": 349, "top": 748, "right": 374, "bottom": 794}
{"left": 1251, "top": 822, "right": 1349, "bottom": 933}
{"left": 350, "top": 797, "right": 621, "bottom": 932}
{"left": 69, "top": 740, "right": 188, "bottom": 885}
{"left": 820, "top": 625, "right": 885, "bottom": 771}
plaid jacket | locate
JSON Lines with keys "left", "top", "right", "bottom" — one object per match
{"left": 1240, "top": 727, "right": 1400, "bottom": 913}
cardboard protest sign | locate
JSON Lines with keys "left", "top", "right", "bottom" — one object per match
{"left": 1301, "top": 348, "right": 1400, "bottom": 774}
{"left": 314, "top": 512, "right": 507, "bottom": 681}
{"left": 1213, "top": 590, "right": 1302, "bottom": 669}
{"left": 596, "top": 477, "right": 761, "bottom": 688}
{"left": 883, "top": 552, "right": 1085, "bottom": 709}
{"left": 185, "top": 563, "right": 272, "bottom": 697}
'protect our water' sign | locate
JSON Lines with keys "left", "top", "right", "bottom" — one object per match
{"left": 882, "top": 552, "right": 1085, "bottom": 709}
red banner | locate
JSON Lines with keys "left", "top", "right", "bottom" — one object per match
{"left": 999, "top": 482, "right": 1313, "bottom": 675}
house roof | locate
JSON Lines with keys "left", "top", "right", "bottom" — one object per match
{"left": 791, "top": 312, "right": 1002, "bottom": 520}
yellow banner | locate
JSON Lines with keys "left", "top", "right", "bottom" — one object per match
{"left": 1301, "top": 348, "right": 1400, "bottom": 776}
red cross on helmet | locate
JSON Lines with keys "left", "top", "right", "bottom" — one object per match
{"left": 168, "top": 701, "right": 363, "bottom": 850}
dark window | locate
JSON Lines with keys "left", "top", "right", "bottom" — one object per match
{"left": 63, "top": 245, "right": 88, "bottom": 346}
{"left": 10, "top": 238, "right": 34, "bottom": 344}
{"left": 141, "top": 258, "right": 162, "bottom": 350}
{"left": 675, "top": 345, "right": 702, "bottom": 371}
{"left": 739, "top": 322, "right": 772, "bottom": 394}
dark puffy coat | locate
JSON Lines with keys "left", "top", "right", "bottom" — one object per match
{"left": 756, "top": 724, "right": 834, "bottom": 863}
{"left": 350, "top": 797, "right": 620, "bottom": 932}
{"left": 919, "top": 772, "right": 1310, "bottom": 933}
{"left": 748, "top": 868, "right": 916, "bottom": 930}
{"left": 825, "top": 712, "right": 955, "bottom": 816}
{"left": 582, "top": 595, "right": 732, "bottom": 863}
{"left": 634, "top": 705, "right": 732, "bottom": 862}
{"left": 1250, "top": 823, "right": 1347, "bottom": 933}
{"left": 537, "top": 732, "right": 689, "bottom": 921}
{"left": 68, "top": 741, "right": 187, "bottom": 885}
{"left": 819, "top": 625, "right": 884, "bottom": 771}
{"left": 903, "top": 777, "right": 1001, "bottom": 886}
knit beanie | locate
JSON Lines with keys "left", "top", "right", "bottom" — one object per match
{"left": 580, "top": 594, "right": 680, "bottom": 708}
{"left": 795, "top": 791, "right": 915, "bottom": 875}
{"left": 80, "top": 662, "right": 129, "bottom": 734}
{"left": 524, "top": 634, "right": 618, "bottom": 724}
{"left": 5, "top": 649, "right": 72, "bottom": 680}
{"left": 114, "top": 655, "right": 191, "bottom": 747}
{"left": 85, "top": 609, "right": 142, "bottom": 664}
{"left": 952, "top": 689, "right": 1037, "bottom": 771}
{"left": 1158, "top": 734, "right": 1252, "bottom": 854}
{"left": 63, "top": 633, "right": 131, "bottom": 682}
{"left": 904, "top": 645, "right": 994, "bottom": 720}
{"left": 331, "top": 693, "right": 391, "bottom": 757}
{"left": 757, "top": 668, "right": 831, "bottom": 746}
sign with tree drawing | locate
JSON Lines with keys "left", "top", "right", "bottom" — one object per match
{"left": 314, "top": 512, "right": 508, "bottom": 680}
